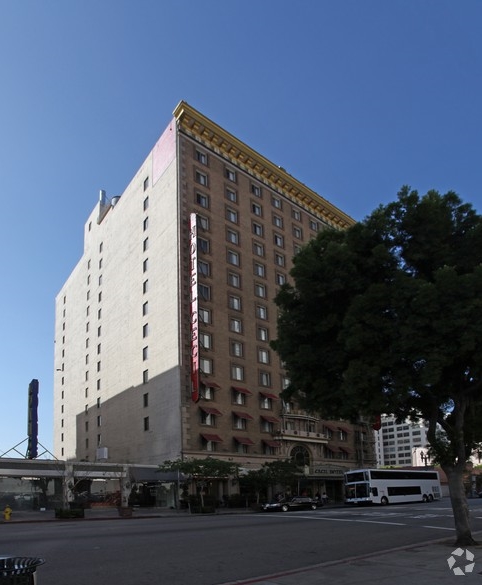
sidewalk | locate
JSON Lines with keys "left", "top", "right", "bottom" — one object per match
{"left": 217, "top": 539, "right": 482, "bottom": 584}
{"left": 3, "top": 507, "right": 482, "bottom": 584}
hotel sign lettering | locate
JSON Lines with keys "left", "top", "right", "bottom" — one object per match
{"left": 189, "top": 213, "right": 200, "bottom": 403}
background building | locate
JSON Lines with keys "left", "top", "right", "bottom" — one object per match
{"left": 54, "top": 101, "right": 376, "bottom": 498}
{"left": 375, "top": 415, "right": 429, "bottom": 467}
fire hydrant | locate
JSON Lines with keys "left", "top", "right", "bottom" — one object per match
{"left": 3, "top": 504, "right": 12, "bottom": 521}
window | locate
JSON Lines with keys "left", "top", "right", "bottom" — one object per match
{"left": 273, "top": 214, "right": 283, "bottom": 228}
{"left": 253, "top": 242, "right": 264, "bottom": 257}
{"left": 309, "top": 219, "right": 319, "bottom": 232}
{"left": 199, "top": 307, "right": 211, "bottom": 324}
{"left": 233, "top": 415, "right": 247, "bottom": 430}
{"left": 203, "top": 385, "right": 215, "bottom": 400}
{"left": 143, "top": 217, "right": 149, "bottom": 231}
{"left": 251, "top": 202, "right": 262, "bottom": 216}
{"left": 229, "top": 295, "right": 242, "bottom": 311}
{"left": 226, "top": 168, "right": 236, "bottom": 182}
{"left": 230, "top": 318, "right": 242, "bottom": 333}
{"left": 201, "top": 410, "right": 216, "bottom": 426}
{"left": 264, "top": 443, "right": 277, "bottom": 456}
{"left": 228, "top": 272, "right": 241, "bottom": 288}
{"left": 276, "top": 273, "right": 287, "bottom": 285}
{"left": 143, "top": 279, "right": 148, "bottom": 294}
{"left": 200, "top": 358, "right": 212, "bottom": 374}
{"left": 252, "top": 222, "right": 263, "bottom": 237}
{"left": 204, "top": 438, "right": 217, "bottom": 452}
{"left": 231, "top": 365, "right": 244, "bottom": 381}
{"left": 293, "top": 225, "right": 303, "bottom": 239}
{"left": 272, "top": 196, "right": 282, "bottom": 209}
{"left": 227, "top": 250, "right": 240, "bottom": 266}
{"left": 198, "top": 237, "right": 210, "bottom": 253}
{"left": 275, "top": 253, "right": 285, "bottom": 267}
{"left": 259, "top": 371, "right": 271, "bottom": 387}
{"left": 198, "top": 260, "right": 210, "bottom": 276}
{"left": 143, "top": 177, "right": 149, "bottom": 191}
{"left": 255, "top": 283, "right": 267, "bottom": 298}
{"left": 261, "top": 419, "right": 274, "bottom": 433}
{"left": 195, "top": 170, "right": 208, "bottom": 186}
{"left": 198, "top": 215, "right": 209, "bottom": 230}
{"left": 226, "top": 207, "right": 238, "bottom": 224}
{"left": 260, "top": 396, "right": 273, "bottom": 410}
{"left": 143, "top": 196, "right": 149, "bottom": 211}
{"left": 196, "top": 150, "right": 208, "bottom": 165}
{"left": 254, "top": 262, "right": 265, "bottom": 277}
{"left": 143, "top": 346, "right": 148, "bottom": 361}
{"left": 143, "top": 369, "right": 149, "bottom": 384}
{"left": 143, "top": 323, "right": 149, "bottom": 338}
{"left": 196, "top": 192, "right": 209, "bottom": 208}
{"left": 226, "top": 229, "right": 239, "bottom": 245}
{"left": 143, "top": 301, "right": 148, "bottom": 316}
{"left": 144, "top": 417, "right": 149, "bottom": 431}
{"left": 199, "top": 284, "right": 211, "bottom": 300}
{"left": 143, "top": 258, "right": 149, "bottom": 273}
{"left": 257, "top": 326, "right": 269, "bottom": 341}
{"left": 292, "top": 208, "right": 301, "bottom": 220}
{"left": 274, "top": 233, "right": 284, "bottom": 248}
{"left": 226, "top": 188, "right": 237, "bottom": 203}
{"left": 258, "top": 348, "right": 270, "bottom": 364}
{"left": 230, "top": 340, "right": 244, "bottom": 357}
{"left": 232, "top": 388, "right": 246, "bottom": 404}
{"left": 256, "top": 305, "right": 268, "bottom": 320}
{"left": 251, "top": 184, "right": 262, "bottom": 197}
{"left": 200, "top": 332, "right": 212, "bottom": 350}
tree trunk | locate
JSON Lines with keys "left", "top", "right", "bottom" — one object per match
{"left": 444, "top": 466, "right": 478, "bottom": 546}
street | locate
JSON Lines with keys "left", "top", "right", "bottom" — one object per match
{"left": 2, "top": 498, "right": 482, "bottom": 585}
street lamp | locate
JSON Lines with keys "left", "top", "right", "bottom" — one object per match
{"left": 420, "top": 451, "right": 429, "bottom": 466}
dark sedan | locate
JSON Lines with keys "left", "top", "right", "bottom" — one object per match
{"left": 261, "top": 496, "right": 320, "bottom": 512}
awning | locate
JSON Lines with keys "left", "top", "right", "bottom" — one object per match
{"left": 263, "top": 439, "right": 281, "bottom": 448}
{"left": 261, "top": 415, "right": 280, "bottom": 423}
{"left": 233, "top": 411, "right": 253, "bottom": 420}
{"left": 200, "top": 433, "right": 223, "bottom": 443}
{"left": 130, "top": 468, "right": 184, "bottom": 482}
{"left": 259, "top": 391, "right": 279, "bottom": 400}
{"left": 203, "top": 381, "right": 221, "bottom": 388}
{"left": 326, "top": 445, "right": 340, "bottom": 453}
{"left": 199, "top": 406, "right": 223, "bottom": 415}
{"left": 232, "top": 386, "right": 252, "bottom": 395}
{"left": 234, "top": 436, "right": 255, "bottom": 445}
{"left": 322, "top": 423, "right": 337, "bottom": 433}
{"left": 339, "top": 446, "right": 353, "bottom": 454}
{"left": 337, "top": 424, "right": 351, "bottom": 433}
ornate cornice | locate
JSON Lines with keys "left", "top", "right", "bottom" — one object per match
{"left": 173, "top": 101, "right": 355, "bottom": 230}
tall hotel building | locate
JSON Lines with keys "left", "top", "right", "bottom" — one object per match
{"left": 54, "top": 101, "right": 376, "bottom": 490}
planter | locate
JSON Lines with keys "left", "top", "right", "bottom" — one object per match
{"left": 55, "top": 508, "right": 85, "bottom": 519}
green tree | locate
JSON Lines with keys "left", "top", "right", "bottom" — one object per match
{"left": 240, "top": 459, "right": 302, "bottom": 503}
{"left": 158, "top": 457, "right": 238, "bottom": 509}
{"left": 272, "top": 187, "right": 482, "bottom": 546}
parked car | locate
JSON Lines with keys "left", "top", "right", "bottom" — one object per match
{"left": 261, "top": 496, "right": 320, "bottom": 512}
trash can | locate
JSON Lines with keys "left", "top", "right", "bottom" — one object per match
{"left": 0, "top": 556, "right": 45, "bottom": 584}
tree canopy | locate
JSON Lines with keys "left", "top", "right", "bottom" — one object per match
{"left": 272, "top": 187, "right": 482, "bottom": 545}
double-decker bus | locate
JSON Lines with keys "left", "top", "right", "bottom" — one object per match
{"left": 345, "top": 468, "right": 441, "bottom": 505}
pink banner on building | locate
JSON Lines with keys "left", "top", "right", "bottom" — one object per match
{"left": 190, "top": 213, "right": 200, "bottom": 402}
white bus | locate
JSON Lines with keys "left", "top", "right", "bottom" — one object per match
{"left": 345, "top": 468, "right": 441, "bottom": 505}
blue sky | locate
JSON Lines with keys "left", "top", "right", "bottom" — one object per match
{"left": 1, "top": 0, "right": 481, "bottom": 456}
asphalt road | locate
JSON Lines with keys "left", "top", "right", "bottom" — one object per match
{"left": 2, "top": 498, "right": 482, "bottom": 585}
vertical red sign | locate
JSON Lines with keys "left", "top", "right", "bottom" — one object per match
{"left": 190, "top": 213, "right": 200, "bottom": 402}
